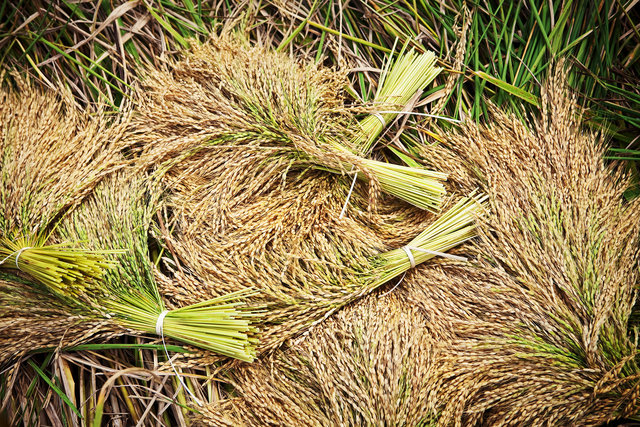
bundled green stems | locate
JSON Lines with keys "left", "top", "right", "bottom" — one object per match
{"left": 334, "top": 48, "right": 445, "bottom": 211}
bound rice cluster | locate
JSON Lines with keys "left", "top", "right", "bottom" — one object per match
{"left": 0, "top": 35, "right": 637, "bottom": 426}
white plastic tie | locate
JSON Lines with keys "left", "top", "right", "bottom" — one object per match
{"left": 155, "top": 310, "right": 169, "bottom": 335}
{"left": 402, "top": 246, "right": 416, "bottom": 268}
{"left": 339, "top": 171, "right": 359, "bottom": 220}
{"left": 155, "top": 309, "right": 203, "bottom": 406}
{"left": 383, "top": 246, "right": 468, "bottom": 297}
{"left": 0, "top": 246, "right": 33, "bottom": 271}
{"left": 402, "top": 245, "right": 468, "bottom": 269}
{"left": 372, "top": 112, "right": 387, "bottom": 127}
{"left": 380, "top": 271, "right": 407, "bottom": 297}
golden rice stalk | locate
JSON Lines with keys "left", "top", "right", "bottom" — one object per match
{"left": 0, "top": 80, "right": 133, "bottom": 368}
{"left": 129, "top": 35, "right": 446, "bottom": 211}
{"left": 0, "top": 79, "right": 260, "bottom": 362}
{"left": 0, "top": 271, "right": 116, "bottom": 365}
{"left": 162, "top": 186, "right": 484, "bottom": 354}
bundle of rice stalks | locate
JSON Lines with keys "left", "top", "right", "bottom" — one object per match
{"left": 129, "top": 35, "right": 446, "bottom": 211}
{"left": 0, "top": 79, "right": 130, "bottom": 363}
{"left": 190, "top": 65, "right": 640, "bottom": 427}
{"left": 128, "top": 35, "right": 473, "bottom": 354}
{"left": 159, "top": 168, "right": 482, "bottom": 354}
{"left": 0, "top": 234, "right": 113, "bottom": 300}
{"left": 0, "top": 80, "right": 260, "bottom": 365}
{"left": 2, "top": 172, "right": 262, "bottom": 424}
{"left": 195, "top": 293, "right": 439, "bottom": 426}
{"left": 408, "top": 66, "right": 640, "bottom": 424}
{"left": 353, "top": 46, "right": 442, "bottom": 153}
{"left": 55, "top": 173, "right": 260, "bottom": 362}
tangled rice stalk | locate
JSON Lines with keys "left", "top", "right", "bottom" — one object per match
{"left": 411, "top": 64, "right": 640, "bottom": 425}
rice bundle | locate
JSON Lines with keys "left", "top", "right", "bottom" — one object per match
{"left": 56, "top": 174, "right": 261, "bottom": 362}
{"left": 0, "top": 234, "right": 114, "bottom": 300}
{"left": 0, "top": 79, "right": 125, "bottom": 292}
{"left": 332, "top": 47, "right": 445, "bottom": 210}
{"left": 129, "top": 35, "right": 446, "bottom": 211}
{"left": 128, "top": 35, "right": 474, "bottom": 353}
{"left": 353, "top": 46, "right": 442, "bottom": 153}
{"left": 0, "top": 80, "right": 130, "bottom": 363}
{"left": 158, "top": 166, "right": 482, "bottom": 353}
{"left": 407, "top": 66, "right": 640, "bottom": 424}
{"left": 190, "top": 66, "right": 640, "bottom": 427}
{"left": 0, "top": 81, "right": 260, "bottom": 365}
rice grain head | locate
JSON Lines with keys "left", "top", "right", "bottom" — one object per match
{"left": 194, "top": 292, "right": 440, "bottom": 426}
{"left": 416, "top": 63, "right": 640, "bottom": 425}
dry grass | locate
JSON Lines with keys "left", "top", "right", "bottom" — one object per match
{"left": 0, "top": 273, "right": 120, "bottom": 367}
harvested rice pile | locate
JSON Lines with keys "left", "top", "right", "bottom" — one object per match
{"left": 0, "top": 32, "right": 638, "bottom": 427}
{"left": 127, "top": 35, "right": 468, "bottom": 354}
{"left": 193, "top": 67, "right": 640, "bottom": 425}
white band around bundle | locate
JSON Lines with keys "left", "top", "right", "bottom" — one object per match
{"left": 402, "top": 246, "right": 416, "bottom": 268}
{"left": 0, "top": 246, "right": 33, "bottom": 271}
{"left": 154, "top": 309, "right": 203, "bottom": 407}
{"left": 339, "top": 171, "right": 359, "bottom": 220}
{"left": 155, "top": 310, "right": 169, "bottom": 335}
{"left": 372, "top": 112, "right": 387, "bottom": 127}
{"left": 382, "top": 247, "right": 468, "bottom": 298}
{"left": 402, "top": 245, "right": 468, "bottom": 268}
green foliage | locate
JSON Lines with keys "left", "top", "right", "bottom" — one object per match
{"left": 2, "top": 1, "right": 636, "bottom": 159}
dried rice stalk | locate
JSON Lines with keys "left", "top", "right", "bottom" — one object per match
{"left": 0, "top": 80, "right": 260, "bottom": 364}
{"left": 195, "top": 293, "right": 439, "bottom": 426}
{"left": 193, "top": 64, "right": 640, "bottom": 427}
{"left": 161, "top": 184, "right": 482, "bottom": 354}
{"left": 0, "top": 272, "right": 120, "bottom": 365}
{"left": 414, "top": 64, "right": 640, "bottom": 425}
{"left": 129, "top": 35, "right": 446, "bottom": 211}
